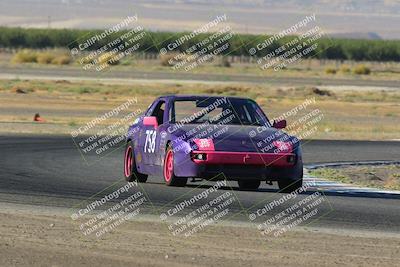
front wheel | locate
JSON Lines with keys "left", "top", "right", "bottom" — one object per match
{"left": 238, "top": 179, "right": 261, "bottom": 191}
{"left": 163, "top": 146, "right": 187, "bottom": 187}
{"left": 124, "top": 142, "right": 148, "bottom": 183}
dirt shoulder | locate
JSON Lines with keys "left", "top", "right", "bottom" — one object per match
{"left": 310, "top": 164, "right": 400, "bottom": 190}
{"left": 1, "top": 202, "right": 399, "bottom": 267}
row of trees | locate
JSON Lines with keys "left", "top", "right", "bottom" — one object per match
{"left": 0, "top": 27, "right": 399, "bottom": 62}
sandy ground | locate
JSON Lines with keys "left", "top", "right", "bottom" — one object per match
{"left": 311, "top": 164, "right": 400, "bottom": 190}
{"left": 0, "top": 202, "right": 399, "bottom": 267}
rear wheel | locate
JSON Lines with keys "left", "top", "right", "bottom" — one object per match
{"left": 163, "top": 146, "right": 187, "bottom": 187}
{"left": 238, "top": 179, "right": 261, "bottom": 190}
{"left": 124, "top": 142, "right": 148, "bottom": 183}
{"left": 278, "top": 178, "right": 303, "bottom": 193}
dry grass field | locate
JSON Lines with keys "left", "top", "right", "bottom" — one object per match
{"left": 0, "top": 78, "right": 398, "bottom": 140}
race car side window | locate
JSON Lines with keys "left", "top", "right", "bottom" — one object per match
{"left": 150, "top": 100, "right": 166, "bottom": 125}
{"left": 145, "top": 101, "right": 158, "bottom": 116}
{"left": 169, "top": 103, "right": 174, "bottom": 123}
{"left": 248, "top": 99, "right": 271, "bottom": 127}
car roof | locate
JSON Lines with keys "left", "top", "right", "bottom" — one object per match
{"left": 158, "top": 95, "right": 252, "bottom": 102}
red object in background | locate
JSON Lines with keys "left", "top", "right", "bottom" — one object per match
{"left": 33, "top": 113, "right": 46, "bottom": 122}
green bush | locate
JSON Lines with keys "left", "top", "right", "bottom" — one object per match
{"left": 353, "top": 64, "right": 371, "bottom": 75}
{"left": 339, "top": 65, "right": 351, "bottom": 73}
{"left": 340, "top": 65, "right": 351, "bottom": 73}
{"left": 36, "top": 52, "right": 55, "bottom": 64}
{"left": 12, "top": 49, "right": 72, "bottom": 65}
{"left": 98, "top": 51, "right": 120, "bottom": 65}
{"left": 51, "top": 55, "right": 71, "bottom": 65}
{"left": 12, "top": 49, "right": 37, "bottom": 63}
{"left": 325, "top": 67, "right": 337, "bottom": 74}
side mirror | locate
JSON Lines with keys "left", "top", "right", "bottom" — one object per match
{"left": 272, "top": 119, "right": 286, "bottom": 129}
{"left": 143, "top": 116, "right": 158, "bottom": 128}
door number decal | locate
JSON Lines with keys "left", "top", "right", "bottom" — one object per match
{"left": 144, "top": 130, "right": 157, "bottom": 153}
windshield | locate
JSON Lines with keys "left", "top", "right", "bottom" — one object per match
{"left": 171, "top": 97, "right": 270, "bottom": 126}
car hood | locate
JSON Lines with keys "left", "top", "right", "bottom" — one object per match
{"left": 172, "top": 124, "right": 298, "bottom": 153}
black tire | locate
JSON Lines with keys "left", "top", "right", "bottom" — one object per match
{"left": 237, "top": 179, "right": 261, "bottom": 190}
{"left": 278, "top": 178, "right": 303, "bottom": 193}
{"left": 124, "top": 141, "right": 148, "bottom": 183}
{"left": 163, "top": 146, "right": 187, "bottom": 187}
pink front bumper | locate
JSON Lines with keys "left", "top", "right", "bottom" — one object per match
{"left": 191, "top": 151, "right": 296, "bottom": 167}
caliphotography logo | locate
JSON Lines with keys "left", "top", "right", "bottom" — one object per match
{"left": 1, "top": 1, "right": 400, "bottom": 266}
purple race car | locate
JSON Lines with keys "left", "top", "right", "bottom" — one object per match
{"left": 124, "top": 95, "right": 303, "bottom": 192}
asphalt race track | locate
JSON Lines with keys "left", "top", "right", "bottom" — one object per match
{"left": 0, "top": 135, "right": 399, "bottom": 233}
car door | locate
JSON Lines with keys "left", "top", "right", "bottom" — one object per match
{"left": 136, "top": 100, "right": 159, "bottom": 170}
{"left": 153, "top": 100, "right": 171, "bottom": 168}
{"left": 141, "top": 99, "right": 166, "bottom": 169}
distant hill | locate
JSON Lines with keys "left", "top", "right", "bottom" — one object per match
{"left": 0, "top": 0, "right": 399, "bottom": 39}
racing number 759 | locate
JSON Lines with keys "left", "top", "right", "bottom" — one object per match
{"left": 144, "top": 130, "right": 157, "bottom": 153}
